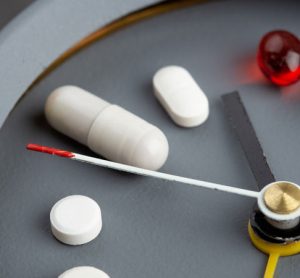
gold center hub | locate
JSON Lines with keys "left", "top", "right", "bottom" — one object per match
{"left": 263, "top": 182, "right": 300, "bottom": 214}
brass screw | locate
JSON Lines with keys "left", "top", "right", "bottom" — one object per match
{"left": 264, "top": 182, "right": 300, "bottom": 214}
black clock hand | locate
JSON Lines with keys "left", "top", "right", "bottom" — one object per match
{"left": 222, "top": 91, "right": 275, "bottom": 190}
{"left": 222, "top": 92, "right": 300, "bottom": 278}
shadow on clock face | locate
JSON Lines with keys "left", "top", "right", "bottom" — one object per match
{"left": 1, "top": 0, "right": 300, "bottom": 277}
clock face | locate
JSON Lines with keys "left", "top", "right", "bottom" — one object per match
{"left": 1, "top": 0, "right": 300, "bottom": 277}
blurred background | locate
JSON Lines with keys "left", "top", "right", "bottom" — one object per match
{"left": 0, "top": 0, "right": 33, "bottom": 30}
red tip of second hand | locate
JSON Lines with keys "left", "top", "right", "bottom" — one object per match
{"left": 26, "top": 144, "right": 75, "bottom": 158}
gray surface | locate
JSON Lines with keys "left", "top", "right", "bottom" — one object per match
{"left": 0, "top": 0, "right": 161, "bottom": 128}
{"left": 0, "top": 0, "right": 33, "bottom": 30}
{"left": 1, "top": 0, "right": 300, "bottom": 277}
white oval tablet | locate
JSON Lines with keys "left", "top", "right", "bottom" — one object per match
{"left": 59, "top": 266, "right": 109, "bottom": 278}
{"left": 153, "top": 66, "right": 209, "bottom": 127}
{"left": 50, "top": 195, "right": 102, "bottom": 245}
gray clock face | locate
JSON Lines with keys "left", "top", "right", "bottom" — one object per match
{"left": 1, "top": 0, "right": 300, "bottom": 277}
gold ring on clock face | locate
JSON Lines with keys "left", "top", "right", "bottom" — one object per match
{"left": 1, "top": 0, "right": 300, "bottom": 277}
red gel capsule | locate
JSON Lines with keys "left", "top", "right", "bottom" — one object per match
{"left": 257, "top": 30, "right": 300, "bottom": 86}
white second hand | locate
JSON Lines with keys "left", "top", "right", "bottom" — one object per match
{"left": 73, "top": 153, "right": 259, "bottom": 199}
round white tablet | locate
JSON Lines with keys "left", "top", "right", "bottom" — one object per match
{"left": 59, "top": 266, "right": 110, "bottom": 278}
{"left": 50, "top": 195, "right": 102, "bottom": 245}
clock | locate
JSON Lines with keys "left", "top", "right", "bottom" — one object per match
{"left": 1, "top": 0, "right": 300, "bottom": 277}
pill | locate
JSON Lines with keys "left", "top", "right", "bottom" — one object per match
{"left": 45, "top": 86, "right": 169, "bottom": 170}
{"left": 50, "top": 195, "right": 102, "bottom": 245}
{"left": 153, "top": 66, "right": 209, "bottom": 127}
{"left": 257, "top": 30, "right": 300, "bottom": 86}
{"left": 59, "top": 266, "right": 109, "bottom": 278}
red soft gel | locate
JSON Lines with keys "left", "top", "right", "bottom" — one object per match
{"left": 257, "top": 30, "right": 300, "bottom": 86}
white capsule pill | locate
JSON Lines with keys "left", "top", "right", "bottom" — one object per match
{"left": 50, "top": 195, "right": 102, "bottom": 245}
{"left": 45, "top": 86, "right": 169, "bottom": 170}
{"left": 153, "top": 66, "right": 209, "bottom": 127}
{"left": 59, "top": 266, "right": 110, "bottom": 278}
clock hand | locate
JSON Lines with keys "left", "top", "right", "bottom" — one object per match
{"left": 221, "top": 92, "right": 300, "bottom": 277}
{"left": 26, "top": 143, "right": 259, "bottom": 199}
{"left": 27, "top": 143, "right": 300, "bottom": 278}
{"left": 222, "top": 91, "right": 275, "bottom": 190}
